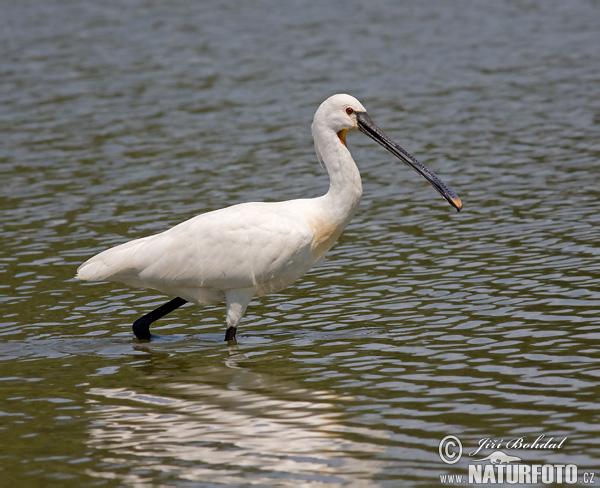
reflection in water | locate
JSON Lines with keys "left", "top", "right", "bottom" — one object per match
{"left": 86, "top": 348, "right": 386, "bottom": 486}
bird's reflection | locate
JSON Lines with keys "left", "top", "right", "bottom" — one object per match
{"left": 85, "top": 344, "right": 386, "bottom": 485}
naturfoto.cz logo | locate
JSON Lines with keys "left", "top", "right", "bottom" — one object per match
{"left": 438, "top": 435, "right": 596, "bottom": 485}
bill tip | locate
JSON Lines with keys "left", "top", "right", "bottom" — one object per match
{"left": 453, "top": 198, "right": 463, "bottom": 212}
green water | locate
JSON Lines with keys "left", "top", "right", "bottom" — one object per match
{"left": 1, "top": 0, "right": 599, "bottom": 486}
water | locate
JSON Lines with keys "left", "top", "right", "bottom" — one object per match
{"left": 1, "top": 0, "right": 599, "bottom": 486}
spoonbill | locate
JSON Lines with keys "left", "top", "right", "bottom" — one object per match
{"left": 76, "top": 94, "right": 462, "bottom": 341}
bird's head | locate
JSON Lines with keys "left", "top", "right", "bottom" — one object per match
{"left": 312, "top": 93, "right": 463, "bottom": 212}
{"left": 312, "top": 94, "right": 367, "bottom": 136}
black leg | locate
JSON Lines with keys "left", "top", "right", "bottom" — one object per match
{"left": 132, "top": 297, "right": 188, "bottom": 340}
{"left": 224, "top": 326, "right": 237, "bottom": 342}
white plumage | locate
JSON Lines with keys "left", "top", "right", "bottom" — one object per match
{"left": 77, "top": 94, "right": 461, "bottom": 341}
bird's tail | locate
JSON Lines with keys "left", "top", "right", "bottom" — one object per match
{"left": 75, "top": 238, "right": 148, "bottom": 282}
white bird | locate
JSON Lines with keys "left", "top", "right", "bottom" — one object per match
{"left": 76, "top": 94, "right": 462, "bottom": 341}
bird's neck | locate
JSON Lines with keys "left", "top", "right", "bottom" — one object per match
{"left": 315, "top": 127, "right": 363, "bottom": 225}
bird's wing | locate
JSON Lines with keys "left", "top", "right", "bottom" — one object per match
{"left": 77, "top": 201, "right": 316, "bottom": 295}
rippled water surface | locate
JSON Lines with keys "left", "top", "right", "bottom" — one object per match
{"left": 2, "top": 1, "right": 599, "bottom": 486}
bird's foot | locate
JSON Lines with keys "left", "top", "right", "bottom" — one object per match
{"left": 132, "top": 317, "right": 152, "bottom": 340}
{"left": 224, "top": 326, "right": 237, "bottom": 342}
{"left": 131, "top": 297, "right": 188, "bottom": 340}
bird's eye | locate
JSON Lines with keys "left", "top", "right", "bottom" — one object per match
{"left": 346, "top": 107, "right": 354, "bottom": 115}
